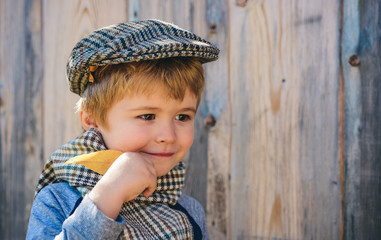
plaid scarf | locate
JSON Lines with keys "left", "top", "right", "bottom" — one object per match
{"left": 36, "top": 128, "right": 193, "bottom": 239}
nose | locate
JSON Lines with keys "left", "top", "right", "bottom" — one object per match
{"left": 155, "top": 121, "right": 176, "bottom": 143}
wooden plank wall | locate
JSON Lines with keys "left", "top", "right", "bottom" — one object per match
{"left": 1, "top": 0, "right": 380, "bottom": 239}
{"left": 0, "top": 0, "right": 43, "bottom": 239}
{"left": 230, "top": 1, "right": 342, "bottom": 239}
{"left": 42, "top": 0, "right": 129, "bottom": 162}
{"left": 342, "top": 0, "right": 381, "bottom": 239}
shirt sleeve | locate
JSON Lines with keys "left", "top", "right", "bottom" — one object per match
{"left": 178, "top": 194, "right": 210, "bottom": 240}
{"left": 26, "top": 182, "right": 125, "bottom": 240}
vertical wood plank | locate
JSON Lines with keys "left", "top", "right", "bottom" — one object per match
{"left": 135, "top": 0, "right": 195, "bottom": 30}
{"left": 0, "top": 0, "right": 43, "bottom": 239}
{"left": 229, "top": 0, "right": 341, "bottom": 239}
{"left": 343, "top": 0, "right": 381, "bottom": 239}
{"left": 342, "top": 0, "right": 361, "bottom": 239}
{"left": 42, "top": 0, "right": 128, "bottom": 159}
{"left": 204, "top": 0, "right": 230, "bottom": 239}
{"left": 356, "top": 0, "right": 381, "bottom": 235}
{"left": 294, "top": 2, "right": 341, "bottom": 237}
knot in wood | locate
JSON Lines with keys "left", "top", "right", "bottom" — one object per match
{"left": 236, "top": 0, "right": 248, "bottom": 7}
{"left": 204, "top": 114, "right": 216, "bottom": 127}
{"left": 209, "top": 22, "right": 217, "bottom": 34}
{"left": 348, "top": 54, "right": 360, "bottom": 66}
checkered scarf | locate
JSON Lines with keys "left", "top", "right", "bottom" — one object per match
{"left": 36, "top": 128, "right": 193, "bottom": 239}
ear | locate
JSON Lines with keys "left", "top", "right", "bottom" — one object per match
{"left": 79, "top": 110, "right": 98, "bottom": 130}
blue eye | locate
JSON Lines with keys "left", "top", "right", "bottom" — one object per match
{"left": 176, "top": 114, "right": 191, "bottom": 122}
{"left": 139, "top": 114, "right": 155, "bottom": 120}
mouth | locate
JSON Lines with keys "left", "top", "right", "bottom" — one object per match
{"left": 141, "top": 151, "right": 175, "bottom": 158}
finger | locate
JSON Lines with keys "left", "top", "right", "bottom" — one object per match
{"left": 143, "top": 177, "right": 157, "bottom": 197}
{"left": 143, "top": 187, "right": 155, "bottom": 197}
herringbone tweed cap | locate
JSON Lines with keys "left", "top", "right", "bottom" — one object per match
{"left": 67, "top": 19, "right": 220, "bottom": 96}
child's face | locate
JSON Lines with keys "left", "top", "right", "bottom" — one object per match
{"left": 97, "top": 86, "right": 197, "bottom": 177}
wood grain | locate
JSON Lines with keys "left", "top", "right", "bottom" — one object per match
{"left": 229, "top": 0, "right": 341, "bottom": 239}
{"left": 344, "top": 0, "right": 381, "bottom": 238}
{"left": 0, "top": 0, "right": 43, "bottom": 238}
{"left": 42, "top": 0, "right": 128, "bottom": 159}
{"left": 203, "top": 0, "right": 231, "bottom": 239}
{"left": 341, "top": 0, "right": 362, "bottom": 239}
{"left": 2, "top": 0, "right": 381, "bottom": 239}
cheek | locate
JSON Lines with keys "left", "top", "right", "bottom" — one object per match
{"left": 100, "top": 124, "right": 151, "bottom": 152}
{"left": 181, "top": 127, "right": 194, "bottom": 150}
{"left": 119, "top": 127, "right": 151, "bottom": 150}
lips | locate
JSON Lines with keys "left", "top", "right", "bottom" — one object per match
{"left": 141, "top": 151, "right": 175, "bottom": 157}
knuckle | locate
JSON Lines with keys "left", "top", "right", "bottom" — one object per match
{"left": 117, "top": 153, "right": 131, "bottom": 162}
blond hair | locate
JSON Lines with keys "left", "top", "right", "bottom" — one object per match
{"left": 77, "top": 58, "right": 205, "bottom": 129}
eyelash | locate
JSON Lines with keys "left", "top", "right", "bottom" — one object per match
{"left": 137, "top": 114, "right": 192, "bottom": 122}
{"left": 175, "top": 114, "right": 191, "bottom": 122}
{"left": 138, "top": 114, "right": 155, "bottom": 121}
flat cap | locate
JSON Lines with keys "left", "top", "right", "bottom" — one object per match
{"left": 67, "top": 19, "right": 220, "bottom": 96}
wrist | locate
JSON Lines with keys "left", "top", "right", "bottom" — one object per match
{"left": 89, "top": 183, "right": 125, "bottom": 220}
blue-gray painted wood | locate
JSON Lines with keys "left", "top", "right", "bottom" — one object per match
{"left": 356, "top": 1, "right": 381, "bottom": 237}
{"left": 0, "top": 0, "right": 43, "bottom": 239}
{"left": 342, "top": 0, "right": 362, "bottom": 239}
{"left": 343, "top": 0, "right": 381, "bottom": 239}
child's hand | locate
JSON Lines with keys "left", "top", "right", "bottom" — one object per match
{"left": 88, "top": 152, "right": 157, "bottom": 219}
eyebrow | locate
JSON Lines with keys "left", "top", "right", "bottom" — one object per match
{"left": 181, "top": 107, "right": 197, "bottom": 114}
{"left": 129, "top": 106, "right": 197, "bottom": 113}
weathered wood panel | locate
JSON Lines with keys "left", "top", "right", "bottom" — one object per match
{"left": 229, "top": 1, "right": 341, "bottom": 239}
{"left": 342, "top": 0, "right": 361, "bottom": 239}
{"left": 203, "top": 1, "right": 231, "bottom": 239}
{"left": 356, "top": 1, "right": 381, "bottom": 236}
{"left": 2, "top": 0, "right": 381, "bottom": 239}
{"left": 343, "top": 0, "right": 381, "bottom": 239}
{"left": 42, "top": 0, "right": 128, "bottom": 159}
{"left": 0, "top": 0, "right": 43, "bottom": 239}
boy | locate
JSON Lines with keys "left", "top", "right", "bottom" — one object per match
{"left": 26, "top": 20, "right": 219, "bottom": 239}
